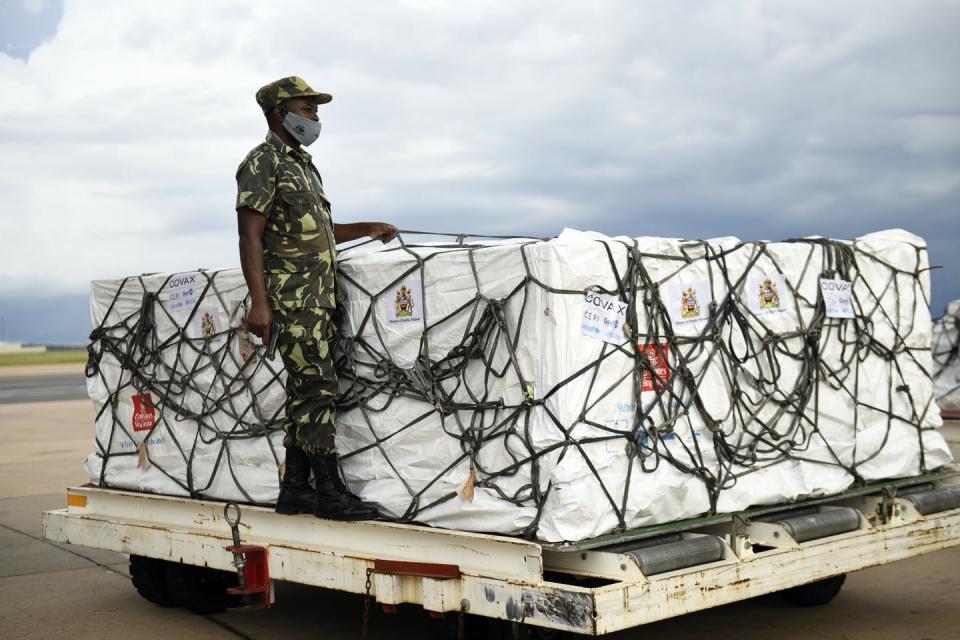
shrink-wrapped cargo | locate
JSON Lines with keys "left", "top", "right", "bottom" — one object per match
{"left": 83, "top": 228, "right": 953, "bottom": 542}
{"left": 84, "top": 269, "right": 286, "bottom": 503}
{"left": 933, "top": 300, "right": 960, "bottom": 415}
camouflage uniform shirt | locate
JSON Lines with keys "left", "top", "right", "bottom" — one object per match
{"left": 235, "top": 131, "right": 337, "bottom": 310}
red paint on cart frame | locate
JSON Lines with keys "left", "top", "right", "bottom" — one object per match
{"left": 638, "top": 344, "right": 670, "bottom": 391}
{"left": 131, "top": 393, "right": 157, "bottom": 432}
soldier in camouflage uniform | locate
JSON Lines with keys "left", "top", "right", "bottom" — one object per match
{"left": 236, "top": 76, "right": 397, "bottom": 520}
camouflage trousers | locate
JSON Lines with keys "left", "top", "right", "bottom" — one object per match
{"left": 274, "top": 307, "right": 338, "bottom": 454}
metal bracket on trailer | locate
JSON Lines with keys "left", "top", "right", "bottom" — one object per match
{"left": 703, "top": 505, "right": 871, "bottom": 552}
{"left": 223, "top": 502, "right": 272, "bottom": 610}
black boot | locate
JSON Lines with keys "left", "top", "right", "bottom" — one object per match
{"left": 307, "top": 453, "right": 379, "bottom": 521}
{"left": 275, "top": 446, "right": 314, "bottom": 515}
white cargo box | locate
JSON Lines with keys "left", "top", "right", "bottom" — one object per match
{"left": 83, "top": 228, "right": 952, "bottom": 542}
{"left": 933, "top": 300, "right": 960, "bottom": 417}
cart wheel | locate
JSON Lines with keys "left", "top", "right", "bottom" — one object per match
{"left": 428, "top": 613, "right": 483, "bottom": 640}
{"left": 516, "top": 623, "right": 573, "bottom": 639}
{"left": 129, "top": 555, "right": 177, "bottom": 607}
{"left": 429, "top": 614, "right": 540, "bottom": 639}
{"left": 428, "top": 613, "right": 575, "bottom": 639}
{"left": 778, "top": 574, "right": 846, "bottom": 607}
{"left": 497, "top": 621, "right": 574, "bottom": 639}
{"left": 164, "top": 562, "right": 240, "bottom": 614}
{"left": 428, "top": 613, "right": 468, "bottom": 640}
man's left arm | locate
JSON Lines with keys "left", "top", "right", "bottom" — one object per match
{"left": 334, "top": 222, "right": 398, "bottom": 244}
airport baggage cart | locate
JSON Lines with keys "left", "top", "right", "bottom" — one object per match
{"left": 42, "top": 465, "right": 960, "bottom": 638}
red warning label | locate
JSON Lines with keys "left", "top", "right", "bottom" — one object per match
{"left": 637, "top": 344, "right": 670, "bottom": 392}
{"left": 131, "top": 393, "right": 157, "bottom": 432}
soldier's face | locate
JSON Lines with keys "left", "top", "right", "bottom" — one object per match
{"left": 281, "top": 98, "right": 320, "bottom": 122}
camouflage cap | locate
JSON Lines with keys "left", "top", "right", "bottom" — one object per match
{"left": 255, "top": 76, "right": 332, "bottom": 114}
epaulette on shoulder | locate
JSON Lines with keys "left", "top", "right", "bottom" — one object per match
{"left": 240, "top": 141, "right": 280, "bottom": 171}
{"left": 249, "top": 141, "right": 277, "bottom": 160}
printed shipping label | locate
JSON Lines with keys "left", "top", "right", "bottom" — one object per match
{"left": 820, "top": 276, "right": 855, "bottom": 318}
{"left": 235, "top": 316, "right": 257, "bottom": 362}
{"left": 119, "top": 435, "right": 167, "bottom": 450}
{"left": 385, "top": 278, "right": 423, "bottom": 324}
{"left": 131, "top": 392, "right": 157, "bottom": 432}
{"left": 598, "top": 401, "right": 637, "bottom": 452}
{"left": 637, "top": 343, "right": 670, "bottom": 392}
{"left": 239, "top": 332, "right": 256, "bottom": 362}
{"left": 665, "top": 279, "right": 712, "bottom": 326}
{"left": 746, "top": 273, "right": 793, "bottom": 316}
{"left": 164, "top": 272, "right": 201, "bottom": 314}
{"left": 581, "top": 291, "right": 628, "bottom": 344}
{"left": 602, "top": 437, "right": 628, "bottom": 455}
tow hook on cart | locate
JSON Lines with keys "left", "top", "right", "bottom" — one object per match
{"left": 223, "top": 502, "right": 272, "bottom": 610}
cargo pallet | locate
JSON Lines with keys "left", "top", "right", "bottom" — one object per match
{"left": 42, "top": 467, "right": 960, "bottom": 638}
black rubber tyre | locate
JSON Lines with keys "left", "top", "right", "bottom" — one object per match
{"left": 427, "top": 614, "right": 516, "bottom": 640}
{"left": 778, "top": 574, "right": 846, "bottom": 607}
{"left": 429, "top": 615, "right": 573, "bottom": 640}
{"left": 428, "top": 613, "right": 482, "bottom": 640}
{"left": 489, "top": 620, "right": 575, "bottom": 639}
{"left": 164, "top": 561, "right": 240, "bottom": 614}
{"left": 129, "top": 555, "right": 177, "bottom": 607}
{"left": 526, "top": 626, "right": 574, "bottom": 639}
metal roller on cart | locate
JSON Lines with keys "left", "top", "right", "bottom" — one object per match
{"left": 42, "top": 467, "right": 960, "bottom": 637}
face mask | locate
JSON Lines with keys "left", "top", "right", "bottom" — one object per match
{"left": 282, "top": 111, "right": 321, "bottom": 146}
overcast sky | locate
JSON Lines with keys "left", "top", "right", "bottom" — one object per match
{"left": 0, "top": 0, "right": 958, "bottom": 343}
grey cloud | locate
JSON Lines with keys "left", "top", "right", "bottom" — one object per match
{"left": 0, "top": 0, "right": 957, "bottom": 322}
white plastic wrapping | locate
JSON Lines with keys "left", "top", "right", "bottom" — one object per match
{"left": 83, "top": 229, "right": 953, "bottom": 542}
{"left": 933, "top": 300, "right": 960, "bottom": 414}
{"left": 83, "top": 269, "right": 286, "bottom": 503}
{"left": 335, "top": 229, "right": 951, "bottom": 541}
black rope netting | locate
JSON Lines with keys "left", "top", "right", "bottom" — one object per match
{"left": 85, "top": 271, "right": 288, "bottom": 504}
{"left": 84, "top": 229, "right": 952, "bottom": 541}
{"left": 932, "top": 301, "right": 960, "bottom": 414}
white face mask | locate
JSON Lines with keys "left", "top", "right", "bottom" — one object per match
{"left": 282, "top": 111, "right": 321, "bottom": 146}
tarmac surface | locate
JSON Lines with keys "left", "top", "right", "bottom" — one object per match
{"left": 0, "top": 364, "right": 87, "bottom": 404}
{"left": 1, "top": 363, "right": 959, "bottom": 639}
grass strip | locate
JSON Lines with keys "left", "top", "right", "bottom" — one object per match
{"left": 0, "top": 349, "right": 87, "bottom": 367}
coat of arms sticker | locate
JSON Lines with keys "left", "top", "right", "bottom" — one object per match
{"left": 747, "top": 273, "right": 792, "bottom": 316}
{"left": 386, "top": 279, "right": 423, "bottom": 324}
{"left": 665, "top": 279, "right": 712, "bottom": 326}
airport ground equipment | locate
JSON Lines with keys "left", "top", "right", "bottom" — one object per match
{"left": 43, "top": 466, "right": 960, "bottom": 637}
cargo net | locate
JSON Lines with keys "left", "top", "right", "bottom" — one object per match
{"left": 83, "top": 230, "right": 948, "bottom": 539}
{"left": 85, "top": 271, "right": 288, "bottom": 504}
{"left": 333, "top": 231, "right": 945, "bottom": 538}
{"left": 932, "top": 301, "right": 960, "bottom": 415}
